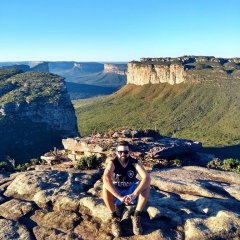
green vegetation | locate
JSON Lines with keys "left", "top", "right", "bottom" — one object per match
{"left": 15, "top": 158, "right": 41, "bottom": 172}
{"left": 0, "top": 68, "right": 21, "bottom": 81}
{"left": 0, "top": 161, "right": 15, "bottom": 172}
{"left": 0, "top": 71, "right": 65, "bottom": 105}
{"left": 207, "top": 158, "right": 240, "bottom": 173}
{"left": 75, "top": 83, "right": 240, "bottom": 146}
{"left": 74, "top": 154, "right": 102, "bottom": 170}
{"left": 66, "top": 82, "right": 119, "bottom": 100}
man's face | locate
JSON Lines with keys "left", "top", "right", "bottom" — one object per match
{"left": 116, "top": 145, "right": 130, "bottom": 161}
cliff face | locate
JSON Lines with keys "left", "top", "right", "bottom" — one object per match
{"left": 28, "top": 62, "right": 49, "bottom": 72}
{"left": 127, "top": 56, "right": 240, "bottom": 85}
{"left": 128, "top": 62, "right": 186, "bottom": 85}
{"left": 0, "top": 69, "right": 78, "bottom": 163}
{"left": 104, "top": 63, "right": 127, "bottom": 76}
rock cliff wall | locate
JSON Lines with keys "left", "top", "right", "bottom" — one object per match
{"left": 128, "top": 62, "right": 186, "bottom": 85}
{"left": 0, "top": 70, "right": 79, "bottom": 163}
{"left": 127, "top": 56, "right": 240, "bottom": 85}
{"left": 104, "top": 63, "right": 127, "bottom": 76}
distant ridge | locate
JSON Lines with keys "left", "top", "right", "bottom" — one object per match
{"left": 128, "top": 56, "right": 240, "bottom": 86}
{"left": 103, "top": 56, "right": 240, "bottom": 147}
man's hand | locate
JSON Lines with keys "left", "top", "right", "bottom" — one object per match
{"left": 118, "top": 195, "right": 127, "bottom": 203}
{"left": 124, "top": 193, "right": 137, "bottom": 205}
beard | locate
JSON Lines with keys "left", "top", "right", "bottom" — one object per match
{"left": 119, "top": 155, "right": 129, "bottom": 164}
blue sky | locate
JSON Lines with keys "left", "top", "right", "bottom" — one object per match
{"left": 0, "top": 0, "right": 240, "bottom": 61}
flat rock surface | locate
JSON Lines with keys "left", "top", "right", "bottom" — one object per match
{"left": 31, "top": 209, "right": 81, "bottom": 232}
{"left": 4, "top": 169, "right": 101, "bottom": 209}
{"left": 0, "top": 166, "right": 239, "bottom": 239}
{"left": 151, "top": 166, "right": 240, "bottom": 199}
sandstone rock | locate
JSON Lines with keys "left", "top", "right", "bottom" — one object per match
{"left": 0, "top": 163, "right": 239, "bottom": 239}
{"left": 33, "top": 226, "right": 78, "bottom": 240}
{"left": 31, "top": 209, "right": 81, "bottom": 232}
{"left": 146, "top": 137, "right": 201, "bottom": 158}
{"left": 74, "top": 219, "right": 112, "bottom": 240}
{"left": 127, "top": 62, "right": 186, "bottom": 85}
{"left": 128, "top": 56, "right": 240, "bottom": 86}
{"left": 146, "top": 189, "right": 183, "bottom": 224}
{"left": 62, "top": 138, "right": 104, "bottom": 153}
{"left": 150, "top": 166, "right": 240, "bottom": 198}
{"left": 0, "top": 199, "right": 34, "bottom": 220}
{"left": 4, "top": 170, "right": 101, "bottom": 209}
{"left": 79, "top": 196, "right": 112, "bottom": 222}
{"left": 0, "top": 172, "right": 19, "bottom": 193}
{"left": 53, "top": 194, "right": 85, "bottom": 211}
{"left": 184, "top": 210, "right": 240, "bottom": 240}
{"left": 87, "top": 179, "right": 102, "bottom": 198}
{"left": 0, "top": 219, "right": 31, "bottom": 240}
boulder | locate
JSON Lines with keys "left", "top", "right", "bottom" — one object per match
{"left": 151, "top": 166, "right": 240, "bottom": 198}
{"left": 4, "top": 170, "right": 101, "bottom": 209}
{"left": 79, "top": 196, "right": 112, "bottom": 223}
{"left": 185, "top": 211, "right": 240, "bottom": 240}
{"left": 146, "top": 137, "right": 201, "bottom": 158}
{"left": 0, "top": 219, "right": 31, "bottom": 240}
{"left": 31, "top": 209, "right": 81, "bottom": 232}
{"left": 0, "top": 199, "right": 35, "bottom": 220}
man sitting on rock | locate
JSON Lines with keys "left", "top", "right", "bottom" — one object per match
{"left": 103, "top": 141, "right": 151, "bottom": 237}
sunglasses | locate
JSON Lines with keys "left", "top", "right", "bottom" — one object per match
{"left": 117, "top": 150, "right": 129, "bottom": 155}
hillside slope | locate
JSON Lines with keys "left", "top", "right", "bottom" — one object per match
{"left": 75, "top": 83, "right": 240, "bottom": 146}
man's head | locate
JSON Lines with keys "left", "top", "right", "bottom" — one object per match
{"left": 116, "top": 141, "right": 131, "bottom": 163}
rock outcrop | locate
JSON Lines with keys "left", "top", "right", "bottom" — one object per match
{"left": 0, "top": 166, "right": 239, "bottom": 239}
{"left": 61, "top": 130, "right": 203, "bottom": 168}
{"left": 127, "top": 56, "right": 240, "bottom": 86}
{"left": 0, "top": 69, "right": 79, "bottom": 163}
{"left": 104, "top": 64, "right": 127, "bottom": 76}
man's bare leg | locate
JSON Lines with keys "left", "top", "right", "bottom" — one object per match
{"left": 131, "top": 185, "right": 150, "bottom": 235}
{"left": 102, "top": 186, "right": 122, "bottom": 237}
{"left": 136, "top": 185, "right": 150, "bottom": 212}
{"left": 102, "top": 186, "right": 115, "bottom": 212}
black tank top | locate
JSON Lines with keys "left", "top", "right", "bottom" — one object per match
{"left": 112, "top": 156, "right": 138, "bottom": 188}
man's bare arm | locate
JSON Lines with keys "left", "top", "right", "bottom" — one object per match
{"left": 103, "top": 161, "right": 126, "bottom": 202}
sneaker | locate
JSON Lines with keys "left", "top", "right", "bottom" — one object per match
{"left": 111, "top": 217, "right": 122, "bottom": 237}
{"left": 131, "top": 215, "right": 143, "bottom": 235}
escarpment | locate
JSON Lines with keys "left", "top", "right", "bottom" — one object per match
{"left": 127, "top": 56, "right": 240, "bottom": 86}
{"left": 0, "top": 69, "right": 79, "bottom": 163}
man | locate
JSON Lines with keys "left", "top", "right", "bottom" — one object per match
{"left": 103, "top": 141, "right": 151, "bottom": 237}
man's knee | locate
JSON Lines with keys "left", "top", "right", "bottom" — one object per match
{"left": 140, "top": 185, "right": 150, "bottom": 197}
{"left": 102, "top": 185, "right": 114, "bottom": 198}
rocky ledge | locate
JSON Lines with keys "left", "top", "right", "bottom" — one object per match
{"left": 0, "top": 69, "right": 79, "bottom": 162}
{"left": 127, "top": 56, "right": 240, "bottom": 86}
{"left": 0, "top": 165, "right": 239, "bottom": 239}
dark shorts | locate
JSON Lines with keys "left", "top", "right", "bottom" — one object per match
{"left": 114, "top": 181, "right": 139, "bottom": 206}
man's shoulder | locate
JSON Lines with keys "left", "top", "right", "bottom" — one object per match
{"left": 129, "top": 156, "right": 138, "bottom": 164}
{"left": 111, "top": 156, "right": 118, "bottom": 163}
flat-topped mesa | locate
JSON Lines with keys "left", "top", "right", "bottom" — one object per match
{"left": 127, "top": 56, "right": 240, "bottom": 85}
{"left": 104, "top": 64, "right": 127, "bottom": 75}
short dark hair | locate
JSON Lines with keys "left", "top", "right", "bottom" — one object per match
{"left": 117, "top": 141, "right": 130, "bottom": 148}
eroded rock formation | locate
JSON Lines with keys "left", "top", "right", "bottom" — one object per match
{"left": 104, "top": 64, "right": 127, "bottom": 76}
{"left": 0, "top": 69, "right": 79, "bottom": 163}
{"left": 127, "top": 56, "right": 240, "bottom": 86}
